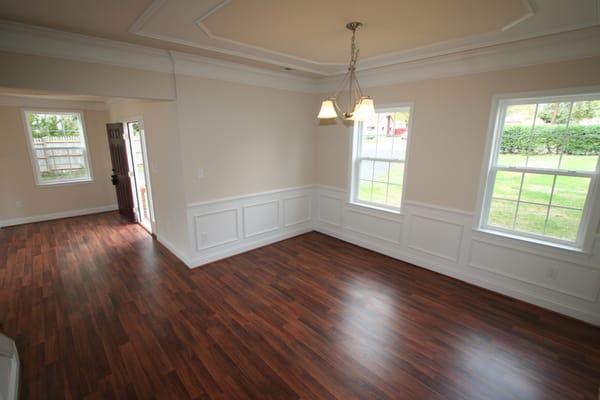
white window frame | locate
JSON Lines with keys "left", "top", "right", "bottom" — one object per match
{"left": 349, "top": 103, "right": 414, "bottom": 214}
{"left": 476, "top": 88, "right": 600, "bottom": 253}
{"left": 22, "top": 109, "right": 94, "bottom": 186}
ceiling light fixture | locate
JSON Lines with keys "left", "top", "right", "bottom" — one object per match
{"left": 318, "top": 22, "right": 375, "bottom": 121}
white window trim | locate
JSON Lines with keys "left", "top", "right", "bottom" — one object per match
{"left": 22, "top": 109, "right": 94, "bottom": 186}
{"left": 475, "top": 87, "right": 600, "bottom": 253}
{"left": 348, "top": 102, "right": 415, "bottom": 214}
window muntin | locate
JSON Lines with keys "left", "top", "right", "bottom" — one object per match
{"left": 24, "top": 111, "right": 92, "bottom": 185}
{"left": 352, "top": 107, "right": 411, "bottom": 211}
{"left": 482, "top": 96, "right": 600, "bottom": 247}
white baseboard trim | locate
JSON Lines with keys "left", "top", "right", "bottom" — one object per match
{"left": 187, "top": 227, "right": 312, "bottom": 268}
{"left": 0, "top": 204, "right": 118, "bottom": 228}
{"left": 155, "top": 234, "right": 193, "bottom": 267}
{"left": 315, "top": 223, "right": 600, "bottom": 327}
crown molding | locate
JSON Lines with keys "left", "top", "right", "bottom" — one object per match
{"left": 1, "top": 19, "right": 600, "bottom": 96}
{"left": 170, "top": 51, "right": 320, "bottom": 93}
{"left": 0, "top": 20, "right": 172, "bottom": 74}
{"left": 129, "top": 0, "right": 599, "bottom": 76}
{"left": 317, "top": 27, "right": 600, "bottom": 93}
{"left": 0, "top": 95, "right": 108, "bottom": 111}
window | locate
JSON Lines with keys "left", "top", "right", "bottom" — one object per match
{"left": 351, "top": 106, "right": 412, "bottom": 211}
{"left": 23, "top": 110, "right": 92, "bottom": 185}
{"left": 480, "top": 94, "right": 600, "bottom": 249}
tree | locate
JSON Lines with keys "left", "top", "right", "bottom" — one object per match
{"left": 538, "top": 101, "right": 597, "bottom": 125}
{"left": 27, "top": 113, "right": 80, "bottom": 138}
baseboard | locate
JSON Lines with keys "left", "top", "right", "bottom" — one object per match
{"left": 155, "top": 234, "right": 193, "bottom": 268}
{"left": 187, "top": 227, "right": 312, "bottom": 268}
{"left": 0, "top": 204, "right": 118, "bottom": 228}
{"left": 315, "top": 224, "right": 600, "bottom": 326}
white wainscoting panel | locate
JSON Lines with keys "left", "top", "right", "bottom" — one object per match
{"left": 186, "top": 186, "right": 314, "bottom": 267}
{"left": 407, "top": 214, "right": 463, "bottom": 262}
{"left": 469, "top": 239, "right": 600, "bottom": 302}
{"left": 345, "top": 206, "right": 403, "bottom": 245}
{"left": 284, "top": 196, "right": 311, "bottom": 227}
{"left": 173, "top": 185, "right": 600, "bottom": 326}
{"left": 314, "top": 185, "right": 600, "bottom": 326}
{"left": 318, "top": 194, "right": 343, "bottom": 227}
{"left": 243, "top": 201, "right": 279, "bottom": 238}
{"left": 194, "top": 208, "right": 239, "bottom": 250}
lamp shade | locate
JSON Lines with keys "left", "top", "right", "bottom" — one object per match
{"left": 318, "top": 99, "right": 337, "bottom": 119}
{"left": 352, "top": 97, "right": 376, "bottom": 121}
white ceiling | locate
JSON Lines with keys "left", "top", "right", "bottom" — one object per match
{"left": 0, "top": 0, "right": 599, "bottom": 76}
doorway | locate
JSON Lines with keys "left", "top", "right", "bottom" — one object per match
{"left": 106, "top": 119, "right": 155, "bottom": 233}
{"left": 124, "top": 120, "right": 155, "bottom": 233}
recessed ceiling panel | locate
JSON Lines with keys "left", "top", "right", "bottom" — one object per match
{"left": 202, "top": 0, "right": 529, "bottom": 63}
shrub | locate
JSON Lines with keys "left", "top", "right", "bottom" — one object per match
{"left": 500, "top": 124, "right": 600, "bottom": 155}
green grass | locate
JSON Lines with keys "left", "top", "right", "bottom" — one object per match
{"left": 488, "top": 154, "right": 596, "bottom": 241}
{"left": 498, "top": 154, "right": 598, "bottom": 171}
{"left": 358, "top": 162, "right": 404, "bottom": 207}
{"left": 41, "top": 169, "right": 88, "bottom": 182}
{"left": 357, "top": 154, "right": 596, "bottom": 242}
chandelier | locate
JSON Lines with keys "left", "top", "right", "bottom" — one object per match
{"left": 317, "top": 22, "right": 375, "bottom": 121}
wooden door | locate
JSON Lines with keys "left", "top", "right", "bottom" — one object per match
{"left": 106, "top": 123, "right": 135, "bottom": 222}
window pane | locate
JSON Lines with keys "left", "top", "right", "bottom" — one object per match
{"left": 559, "top": 100, "right": 600, "bottom": 172}
{"left": 492, "top": 171, "right": 522, "bottom": 200}
{"left": 359, "top": 160, "right": 374, "bottom": 180}
{"left": 389, "top": 162, "right": 404, "bottom": 185}
{"left": 360, "top": 122, "right": 377, "bottom": 157}
{"left": 377, "top": 134, "right": 394, "bottom": 159}
{"left": 26, "top": 111, "right": 91, "bottom": 184}
{"left": 545, "top": 207, "right": 582, "bottom": 241}
{"left": 387, "top": 184, "right": 402, "bottom": 207}
{"left": 355, "top": 108, "right": 410, "bottom": 210}
{"left": 526, "top": 102, "right": 570, "bottom": 170}
{"left": 551, "top": 176, "right": 590, "bottom": 209}
{"left": 372, "top": 182, "right": 388, "bottom": 204}
{"left": 519, "top": 173, "right": 553, "bottom": 205}
{"left": 358, "top": 180, "right": 373, "bottom": 202}
{"left": 488, "top": 199, "right": 517, "bottom": 229}
{"left": 373, "top": 161, "right": 389, "bottom": 183}
{"left": 498, "top": 104, "right": 536, "bottom": 167}
{"left": 514, "top": 203, "right": 548, "bottom": 235}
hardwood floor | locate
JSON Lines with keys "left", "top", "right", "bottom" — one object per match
{"left": 1, "top": 212, "right": 599, "bottom": 399}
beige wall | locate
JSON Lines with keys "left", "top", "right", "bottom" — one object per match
{"left": 0, "top": 106, "right": 116, "bottom": 221}
{"left": 175, "top": 75, "right": 317, "bottom": 204}
{"left": 108, "top": 100, "right": 188, "bottom": 250}
{"left": 316, "top": 55, "right": 600, "bottom": 212}
{"left": 0, "top": 51, "right": 175, "bottom": 100}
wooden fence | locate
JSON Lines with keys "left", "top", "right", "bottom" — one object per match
{"left": 32, "top": 136, "right": 86, "bottom": 173}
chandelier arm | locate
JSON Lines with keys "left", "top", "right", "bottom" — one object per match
{"left": 332, "top": 70, "right": 351, "bottom": 98}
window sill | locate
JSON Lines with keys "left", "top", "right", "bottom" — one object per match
{"left": 348, "top": 201, "right": 404, "bottom": 216}
{"left": 473, "top": 227, "right": 589, "bottom": 255}
{"left": 36, "top": 178, "right": 94, "bottom": 187}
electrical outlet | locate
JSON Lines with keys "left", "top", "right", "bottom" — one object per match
{"left": 546, "top": 268, "right": 558, "bottom": 280}
{"left": 200, "top": 232, "right": 208, "bottom": 242}
{"left": 197, "top": 168, "right": 204, "bottom": 179}
{"left": 15, "top": 200, "right": 23, "bottom": 208}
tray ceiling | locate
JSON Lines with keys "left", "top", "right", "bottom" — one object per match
{"left": 0, "top": 0, "right": 598, "bottom": 76}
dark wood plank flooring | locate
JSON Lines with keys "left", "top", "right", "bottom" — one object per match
{"left": 1, "top": 212, "right": 599, "bottom": 399}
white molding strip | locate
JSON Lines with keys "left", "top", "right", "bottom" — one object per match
{"left": 170, "top": 51, "right": 319, "bottom": 93}
{"left": 0, "top": 20, "right": 172, "bottom": 74}
{"left": 2, "top": 20, "right": 600, "bottom": 94}
{"left": 0, "top": 95, "right": 108, "bottom": 111}
{"left": 319, "top": 27, "right": 600, "bottom": 92}
{"left": 0, "top": 204, "right": 118, "bottom": 228}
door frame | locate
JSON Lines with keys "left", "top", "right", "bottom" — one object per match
{"left": 123, "top": 117, "right": 156, "bottom": 234}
